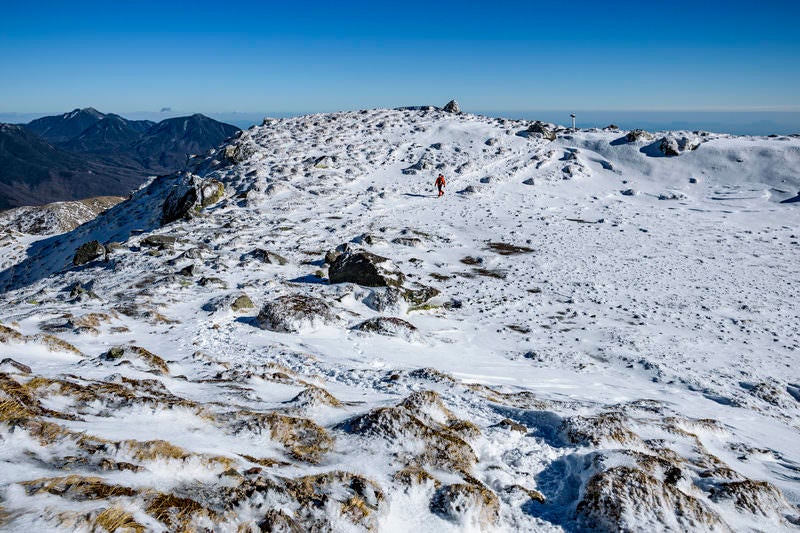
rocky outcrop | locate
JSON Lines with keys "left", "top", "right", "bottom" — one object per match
{"left": 257, "top": 295, "right": 336, "bottom": 333}
{"left": 626, "top": 129, "right": 654, "bottom": 142}
{"left": 523, "top": 121, "right": 557, "bottom": 141}
{"left": 328, "top": 250, "right": 405, "bottom": 288}
{"left": 161, "top": 175, "right": 225, "bottom": 225}
{"left": 659, "top": 135, "right": 701, "bottom": 156}
{"left": 72, "top": 240, "right": 105, "bottom": 266}
{"left": 442, "top": 100, "right": 461, "bottom": 113}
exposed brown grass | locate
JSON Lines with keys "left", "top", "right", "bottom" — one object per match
{"left": 145, "top": 492, "right": 212, "bottom": 531}
{"left": 22, "top": 475, "right": 136, "bottom": 501}
{"left": 94, "top": 506, "right": 145, "bottom": 533}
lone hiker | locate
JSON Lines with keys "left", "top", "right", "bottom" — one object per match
{"left": 435, "top": 174, "right": 446, "bottom": 197}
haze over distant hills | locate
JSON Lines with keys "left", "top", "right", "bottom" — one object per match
{"left": 0, "top": 108, "right": 239, "bottom": 210}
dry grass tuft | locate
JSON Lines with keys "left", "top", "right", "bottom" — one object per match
{"left": 394, "top": 466, "right": 440, "bottom": 487}
{"left": 235, "top": 411, "right": 334, "bottom": 463}
{"left": 145, "top": 492, "right": 213, "bottom": 531}
{"left": 94, "top": 506, "right": 145, "bottom": 532}
{"left": 22, "top": 475, "right": 137, "bottom": 501}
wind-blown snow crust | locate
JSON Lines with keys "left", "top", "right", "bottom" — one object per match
{"left": 0, "top": 107, "right": 799, "bottom": 531}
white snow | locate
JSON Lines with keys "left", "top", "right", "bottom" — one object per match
{"left": 0, "top": 108, "right": 798, "bottom": 531}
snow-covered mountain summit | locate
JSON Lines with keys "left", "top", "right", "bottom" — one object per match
{"left": 0, "top": 106, "right": 799, "bottom": 531}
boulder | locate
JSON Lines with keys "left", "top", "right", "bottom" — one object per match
{"left": 522, "top": 178, "right": 535, "bottom": 186}
{"left": 223, "top": 140, "right": 258, "bottom": 164}
{"left": 257, "top": 295, "right": 335, "bottom": 333}
{"left": 524, "top": 121, "right": 557, "bottom": 141}
{"left": 403, "top": 284, "right": 440, "bottom": 305}
{"left": 364, "top": 287, "right": 406, "bottom": 314}
{"left": 199, "top": 179, "right": 224, "bottom": 207}
{"left": 161, "top": 176, "right": 225, "bottom": 225}
{"left": 161, "top": 182, "right": 198, "bottom": 225}
{"left": 626, "top": 129, "right": 654, "bottom": 142}
{"left": 353, "top": 317, "right": 417, "bottom": 337}
{"left": 72, "top": 240, "right": 105, "bottom": 266}
{"left": 659, "top": 135, "right": 701, "bottom": 156}
{"left": 442, "top": 100, "right": 461, "bottom": 113}
{"left": 329, "top": 250, "right": 405, "bottom": 288}
{"left": 231, "top": 294, "right": 255, "bottom": 312}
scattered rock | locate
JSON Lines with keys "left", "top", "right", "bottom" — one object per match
{"left": 621, "top": 188, "right": 637, "bottom": 196}
{"left": 329, "top": 250, "right": 405, "bottom": 288}
{"left": 73, "top": 241, "right": 105, "bottom": 266}
{"left": 658, "top": 192, "right": 687, "bottom": 201}
{"left": 363, "top": 287, "right": 406, "bottom": 314}
{"left": 241, "top": 248, "right": 289, "bottom": 265}
{"left": 523, "top": 121, "right": 557, "bottom": 141}
{"left": 522, "top": 178, "right": 535, "bottom": 186}
{"left": 0, "top": 358, "right": 32, "bottom": 374}
{"left": 391, "top": 236, "right": 423, "bottom": 247}
{"left": 353, "top": 317, "right": 417, "bottom": 337}
{"left": 257, "top": 295, "right": 336, "bottom": 333}
{"left": 659, "top": 135, "right": 701, "bottom": 156}
{"left": 230, "top": 294, "right": 254, "bottom": 312}
{"left": 626, "top": 129, "right": 654, "bottom": 142}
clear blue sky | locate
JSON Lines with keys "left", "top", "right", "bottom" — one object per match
{"left": 1, "top": 0, "right": 798, "bottom": 113}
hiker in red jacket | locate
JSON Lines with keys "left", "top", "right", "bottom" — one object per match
{"left": 435, "top": 174, "right": 446, "bottom": 197}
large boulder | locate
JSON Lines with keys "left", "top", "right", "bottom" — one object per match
{"left": 659, "top": 135, "right": 701, "bottom": 156}
{"left": 442, "top": 100, "right": 461, "bottom": 113}
{"left": 328, "top": 250, "right": 405, "bottom": 288}
{"left": 257, "top": 295, "right": 336, "bottom": 333}
{"left": 523, "top": 121, "right": 556, "bottom": 141}
{"left": 72, "top": 240, "right": 105, "bottom": 266}
{"left": 161, "top": 175, "right": 225, "bottom": 225}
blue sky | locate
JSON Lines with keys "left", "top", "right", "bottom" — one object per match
{"left": 1, "top": 0, "right": 798, "bottom": 113}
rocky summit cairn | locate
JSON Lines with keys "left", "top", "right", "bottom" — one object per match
{"left": 442, "top": 99, "right": 461, "bottom": 113}
{"left": 328, "top": 249, "right": 405, "bottom": 288}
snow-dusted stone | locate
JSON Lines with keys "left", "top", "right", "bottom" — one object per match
{"left": 658, "top": 192, "right": 687, "bottom": 201}
{"left": 257, "top": 295, "right": 336, "bottom": 333}
{"left": 626, "top": 129, "right": 655, "bottom": 142}
{"left": 72, "top": 240, "right": 105, "bottom": 266}
{"left": 223, "top": 140, "right": 258, "bottom": 163}
{"left": 329, "top": 250, "right": 405, "bottom": 288}
{"left": 457, "top": 185, "right": 480, "bottom": 195}
{"left": 659, "top": 134, "right": 701, "bottom": 156}
{"left": 240, "top": 248, "right": 289, "bottom": 265}
{"left": 363, "top": 287, "right": 406, "bottom": 314}
{"left": 522, "top": 178, "right": 535, "bottom": 186}
{"left": 523, "top": 121, "right": 557, "bottom": 141}
{"left": 353, "top": 317, "right": 417, "bottom": 338}
{"left": 479, "top": 176, "right": 494, "bottom": 184}
{"left": 620, "top": 188, "right": 637, "bottom": 196}
{"left": 485, "top": 137, "right": 499, "bottom": 146}
{"left": 202, "top": 293, "right": 254, "bottom": 314}
{"left": 391, "top": 236, "right": 423, "bottom": 247}
{"left": 199, "top": 179, "right": 224, "bottom": 207}
{"left": 442, "top": 100, "right": 461, "bottom": 113}
{"left": 161, "top": 175, "right": 225, "bottom": 224}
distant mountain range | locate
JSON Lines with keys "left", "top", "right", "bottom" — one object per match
{"left": 0, "top": 108, "right": 239, "bottom": 210}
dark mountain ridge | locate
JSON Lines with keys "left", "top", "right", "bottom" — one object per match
{"left": 1, "top": 108, "right": 240, "bottom": 209}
